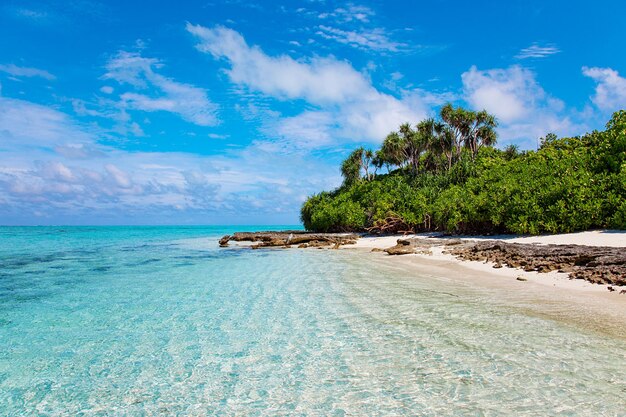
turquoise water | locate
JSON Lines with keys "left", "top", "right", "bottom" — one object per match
{"left": 1, "top": 227, "right": 625, "bottom": 416}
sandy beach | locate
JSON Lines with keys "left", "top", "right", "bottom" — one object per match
{"left": 340, "top": 230, "right": 626, "bottom": 337}
{"left": 347, "top": 230, "right": 626, "bottom": 294}
{"left": 351, "top": 229, "right": 626, "bottom": 249}
{"left": 221, "top": 229, "right": 626, "bottom": 337}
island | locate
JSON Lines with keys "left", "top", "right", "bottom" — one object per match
{"left": 220, "top": 106, "right": 625, "bottom": 292}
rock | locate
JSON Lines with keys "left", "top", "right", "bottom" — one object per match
{"left": 493, "top": 262, "right": 502, "bottom": 268}
{"left": 385, "top": 245, "right": 417, "bottom": 255}
{"left": 448, "top": 241, "right": 626, "bottom": 287}
{"left": 383, "top": 237, "right": 464, "bottom": 256}
{"left": 607, "top": 286, "right": 615, "bottom": 292}
{"left": 371, "top": 248, "right": 383, "bottom": 252}
{"left": 620, "top": 289, "right": 626, "bottom": 295}
{"left": 516, "top": 276, "right": 527, "bottom": 281}
{"left": 219, "top": 231, "right": 359, "bottom": 249}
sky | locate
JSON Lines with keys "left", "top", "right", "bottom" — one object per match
{"left": 1, "top": 0, "right": 625, "bottom": 225}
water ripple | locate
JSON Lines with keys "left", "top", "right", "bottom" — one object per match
{"left": 0, "top": 230, "right": 624, "bottom": 416}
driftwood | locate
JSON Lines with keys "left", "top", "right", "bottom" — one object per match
{"left": 219, "top": 231, "right": 359, "bottom": 249}
{"left": 366, "top": 216, "right": 414, "bottom": 235}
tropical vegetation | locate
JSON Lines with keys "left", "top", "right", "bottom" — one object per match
{"left": 301, "top": 106, "right": 626, "bottom": 235}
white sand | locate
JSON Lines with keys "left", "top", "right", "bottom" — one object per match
{"left": 221, "top": 230, "right": 625, "bottom": 336}
{"left": 351, "top": 229, "right": 626, "bottom": 249}
{"left": 346, "top": 230, "right": 626, "bottom": 296}
{"left": 343, "top": 230, "right": 626, "bottom": 337}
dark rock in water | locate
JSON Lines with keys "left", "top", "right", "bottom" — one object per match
{"left": 219, "top": 231, "right": 359, "bottom": 250}
{"left": 607, "top": 286, "right": 615, "bottom": 292}
{"left": 516, "top": 276, "right": 527, "bottom": 281}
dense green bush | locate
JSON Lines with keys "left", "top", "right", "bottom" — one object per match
{"left": 301, "top": 111, "right": 626, "bottom": 235}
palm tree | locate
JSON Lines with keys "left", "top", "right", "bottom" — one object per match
{"left": 440, "top": 103, "right": 468, "bottom": 163}
{"left": 416, "top": 117, "right": 454, "bottom": 170}
{"left": 379, "top": 131, "right": 406, "bottom": 169}
{"left": 398, "top": 123, "right": 421, "bottom": 174}
{"left": 362, "top": 148, "right": 375, "bottom": 180}
{"left": 340, "top": 147, "right": 375, "bottom": 185}
{"left": 464, "top": 110, "right": 497, "bottom": 158}
{"left": 503, "top": 144, "right": 520, "bottom": 160}
{"left": 341, "top": 148, "right": 363, "bottom": 186}
{"left": 440, "top": 103, "right": 497, "bottom": 162}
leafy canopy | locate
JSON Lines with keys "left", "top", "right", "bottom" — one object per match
{"left": 302, "top": 108, "right": 626, "bottom": 235}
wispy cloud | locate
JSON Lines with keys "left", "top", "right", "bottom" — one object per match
{"left": 0, "top": 63, "right": 56, "bottom": 80}
{"left": 0, "top": 96, "right": 93, "bottom": 149}
{"left": 103, "top": 51, "right": 219, "bottom": 126}
{"left": 299, "top": 3, "right": 418, "bottom": 54}
{"left": 315, "top": 25, "right": 406, "bottom": 52}
{"left": 8, "top": 7, "right": 50, "bottom": 21}
{"left": 4, "top": 1, "right": 109, "bottom": 26}
{"left": 515, "top": 43, "right": 560, "bottom": 59}
{"left": 318, "top": 4, "right": 375, "bottom": 23}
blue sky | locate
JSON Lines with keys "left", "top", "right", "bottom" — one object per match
{"left": 1, "top": 0, "right": 625, "bottom": 225}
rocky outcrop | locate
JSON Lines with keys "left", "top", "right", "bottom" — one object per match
{"left": 384, "top": 238, "right": 464, "bottom": 255}
{"left": 219, "top": 231, "right": 359, "bottom": 249}
{"left": 383, "top": 237, "right": 625, "bottom": 286}
{"left": 447, "top": 241, "right": 626, "bottom": 286}
{"left": 220, "top": 232, "right": 625, "bottom": 287}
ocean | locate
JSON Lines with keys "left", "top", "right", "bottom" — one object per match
{"left": 1, "top": 226, "right": 624, "bottom": 416}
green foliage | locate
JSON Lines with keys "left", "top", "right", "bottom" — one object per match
{"left": 340, "top": 147, "right": 376, "bottom": 186}
{"left": 302, "top": 110, "right": 626, "bottom": 235}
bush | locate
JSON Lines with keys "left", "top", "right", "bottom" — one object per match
{"left": 301, "top": 111, "right": 626, "bottom": 235}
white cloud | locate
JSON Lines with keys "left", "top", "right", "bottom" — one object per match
{"left": 187, "top": 24, "right": 370, "bottom": 104}
{"left": 0, "top": 63, "right": 56, "bottom": 80}
{"left": 269, "top": 111, "right": 335, "bottom": 150}
{"left": 515, "top": 44, "right": 560, "bottom": 59}
{"left": 318, "top": 4, "right": 375, "bottom": 23}
{"left": 462, "top": 65, "right": 586, "bottom": 148}
{"left": 462, "top": 65, "right": 544, "bottom": 123}
{"left": 316, "top": 25, "right": 406, "bottom": 52}
{"left": 582, "top": 66, "right": 626, "bottom": 112}
{"left": 207, "top": 133, "right": 229, "bottom": 139}
{"left": 100, "top": 85, "right": 114, "bottom": 94}
{"left": 103, "top": 51, "right": 219, "bottom": 126}
{"left": 187, "top": 24, "right": 428, "bottom": 144}
{"left": 0, "top": 97, "right": 338, "bottom": 223}
{"left": 0, "top": 96, "right": 92, "bottom": 148}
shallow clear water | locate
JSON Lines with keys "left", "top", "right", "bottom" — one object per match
{"left": 1, "top": 226, "right": 625, "bottom": 416}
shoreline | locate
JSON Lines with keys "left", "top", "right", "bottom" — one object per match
{"left": 348, "top": 230, "right": 626, "bottom": 290}
{"left": 221, "top": 229, "right": 626, "bottom": 290}
{"left": 355, "top": 247, "right": 626, "bottom": 339}
{"left": 349, "top": 231, "right": 626, "bottom": 338}
{"left": 222, "top": 229, "right": 626, "bottom": 338}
